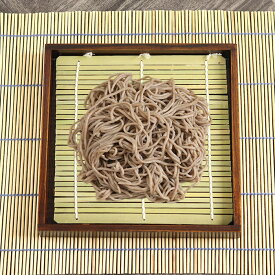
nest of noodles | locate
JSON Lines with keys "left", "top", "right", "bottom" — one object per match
{"left": 68, "top": 74, "right": 211, "bottom": 202}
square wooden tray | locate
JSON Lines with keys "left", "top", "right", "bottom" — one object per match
{"left": 38, "top": 43, "right": 241, "bottom": 234}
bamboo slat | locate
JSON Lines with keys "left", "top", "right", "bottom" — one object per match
{"left": 0, "top": 10, "right": 274, "bottom": 275}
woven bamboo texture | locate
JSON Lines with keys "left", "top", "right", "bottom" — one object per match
{"left": 0, "top": 10, "right": 274, "bottom": 275}
{"left": 54, "top": 54, "right": 232, "bottom": 225}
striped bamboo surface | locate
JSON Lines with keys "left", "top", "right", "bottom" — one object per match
{"left": 54, "top": 54, "right": 232, "bottom": 225}
{"left": 0, "top": 10, "right": 274, "bottom": 275}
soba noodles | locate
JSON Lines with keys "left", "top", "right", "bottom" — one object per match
{"left": 68, "top": 74, "right": 211, "bottom": 202}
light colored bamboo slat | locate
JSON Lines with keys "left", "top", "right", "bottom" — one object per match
{"left": 0, "top": 10, "right": 274, "bottom": 275}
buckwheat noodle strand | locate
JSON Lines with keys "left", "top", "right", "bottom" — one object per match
{"left": 68, "top": 74, "right": 210, "bottom": 202}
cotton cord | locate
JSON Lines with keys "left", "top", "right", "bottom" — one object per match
{"left": 138, "top": 53, "right": 151, "bottom": 220}
{"left": 74, "top": 60, "right": 80, "bottom": 220}
{"left": 205, "top": 53, "right": 221, "bottom": 220}
{"left": 83, "top": 52, "right": 94, "bottom": 57}
{"left": 68, "top": 73, "right": 211, "bottom": 202}
{"left": 138, "top": 53, "right": 151, "bottom": 60}
{"left": 138, "top": 53, "right": 151, "bottom": 78}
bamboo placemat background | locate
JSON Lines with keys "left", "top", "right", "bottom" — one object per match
{"left": 0, "top": 10, "right": 274, "bottom": 275}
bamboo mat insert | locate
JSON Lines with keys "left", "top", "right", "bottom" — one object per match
{"left": 55, "top": 54, "right": 232, "bottom": 225}
{"left": 0, "top": 10, "right": 275, "bottom": 275}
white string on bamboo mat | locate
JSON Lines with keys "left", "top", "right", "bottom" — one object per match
{"left": 205, "top": 53, "right": 222, "bottom": 220}
{"left": 74, "top": 60, "right": 81, "bottom": 220}
{"left": 83, "top": 52, "right": 94, "bottom": 57}
{"left": 73, "top": 53, "right": 92, "bottom": 221}
{"left": 138, "top": 53, "right": 151, "bottom": 221}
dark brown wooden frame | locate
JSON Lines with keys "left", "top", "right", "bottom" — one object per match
{"left": 38, "top": 44, "right": 241, "bottom": 233}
